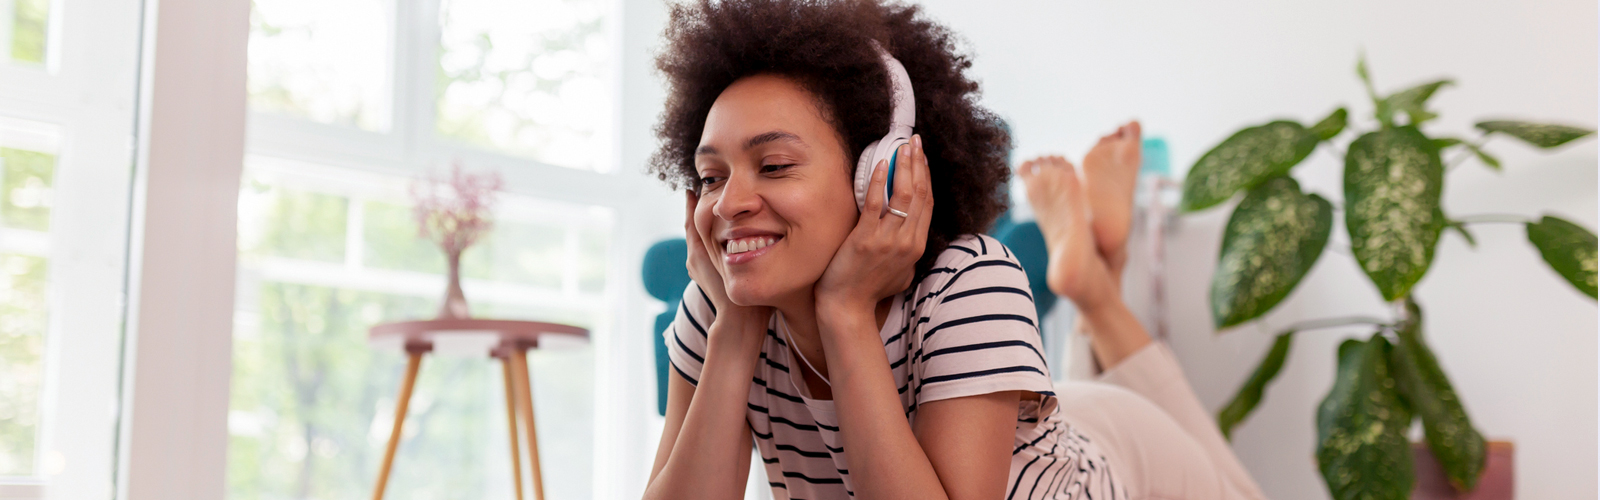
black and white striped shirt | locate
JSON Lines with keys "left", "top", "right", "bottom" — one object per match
{"left": 665, "top": 234, "right": 1125, "bottom": 500}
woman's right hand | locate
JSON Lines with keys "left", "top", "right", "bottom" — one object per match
{"left": 684, "top": 190, "right": 771, "bottom": 337}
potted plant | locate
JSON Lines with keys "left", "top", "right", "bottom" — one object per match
{"left": 411, "top": 163, "right": 502, "bottom": 319}
{"left": 1180, "top": 55, "right": 1596, "bottom": 500}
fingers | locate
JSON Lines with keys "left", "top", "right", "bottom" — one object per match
{"left": 684, "top": 189, "right": 699, "bottom": 247}
{"left": 888, "top": 142, "right": 914, "bottom": 215}
{"left": 861, "top": 155, "right": 890, "bottom": 222}
{"left": 909, "top": 135, "right": 933, "bottom": 241}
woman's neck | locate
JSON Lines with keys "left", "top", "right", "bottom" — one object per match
{"left": 772, "top": 290, "right": 894, "bottom": 383}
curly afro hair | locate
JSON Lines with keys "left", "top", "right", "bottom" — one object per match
{"left": 649, "top": 0, "right": 1013, "bottom": 272}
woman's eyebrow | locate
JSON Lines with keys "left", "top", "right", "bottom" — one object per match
{"left": 695, "top": 130, "right": 804, "bottom": 157}
{"left": 743, "top": 130, "right": 803, "bottom": 150}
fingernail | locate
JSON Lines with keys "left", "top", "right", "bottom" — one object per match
{"left": 914, "top": 134, "right": 923, "bottom": 149}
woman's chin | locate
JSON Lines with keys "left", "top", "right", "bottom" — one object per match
{"left": 725, "top": 282, "right": 792, "bottom": 309}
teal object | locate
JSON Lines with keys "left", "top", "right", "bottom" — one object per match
{"left": 642, "top": 238, "right": 690, "bottom": 416}
{"left": 994, "top": 221, "right": 1056, "bottom": 336}
{"left": 990, "top": 208, "right": 1019, "bottom": 239}
{"left": 1141, "top": 137, "right": 1171, "bottom": 177}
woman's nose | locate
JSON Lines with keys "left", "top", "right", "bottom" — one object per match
{"left": 713, "top": 171, "right": 761, "bottom": 220}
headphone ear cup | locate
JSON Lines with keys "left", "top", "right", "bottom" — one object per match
{"left": 855, "top": 139, "right": 884, "bottom": 210}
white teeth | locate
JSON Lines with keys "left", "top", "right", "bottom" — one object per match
{"left": 726, "top": 236, "right": 777, "bottom": 255}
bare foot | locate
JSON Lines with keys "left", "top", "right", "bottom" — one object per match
{"left": 1080, "top": 121, "right": 1142, "bottom": 278}
{"left": 1016, "top": 156, "right": 1117, "bottom": 313}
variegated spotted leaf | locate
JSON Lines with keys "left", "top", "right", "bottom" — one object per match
{"left": 1211, "top": 177, "right": 1333, "bottom": 327}
{"left": 1318, "top": 335, "right": 1415, "bottom": 500}
{"left": 1181, "top": 121, "right": 1320, "bottom": 212}
{"left": 1345, "top": 127, "right": 1445, "bottom": 301}
{"left": 1526, "top": 215, "right": 1598, "bottom": 299}
{"left": 1310, "top": 108, "right": 1348, "bottom": 141}
{"left": 1218, "top": 330, "right": 1294, "bottom": 439}
{"left": 1389, "top": 299, "right": 1487, "bottom": 492}
{"left": 1475, "top": 121, "right": 1596, "bottom": 149}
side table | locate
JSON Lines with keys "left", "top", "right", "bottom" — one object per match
{"left": 367, "top": 319, "right": 588, "bottom": 500}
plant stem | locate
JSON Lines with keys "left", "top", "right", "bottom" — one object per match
{"left": 1445, "top": 136, "right": 1492, "bottom": 172}
{"left": 1271, "top": 315, "right": 1392, "bottom": 335}
{"left": 1455, "top": 213, "right": 1532, "bottom": 225}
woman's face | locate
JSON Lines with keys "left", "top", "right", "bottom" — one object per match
{"left": 694, "top": 74, "right": 859, "bottom": 307}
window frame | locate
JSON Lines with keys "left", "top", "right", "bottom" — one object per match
{"left": 0, "top": 0, "right": 143, "bottom": 496}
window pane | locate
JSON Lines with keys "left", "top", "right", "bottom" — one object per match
{"left": 232, "top": 161, "right": 605, "bottom": 499}
{"left": 363, "top": 200, "right": 445, "bottom": 274}
{"left": 0, "top": 147, "right": 54, "bottom": 231}
{"left": 462, "top": 220, "right": 565, "bottom": 289}
{"left": 0, "top": 133, "right": 55, "bottom": 480}
{"left": 239, "top": 181, "right": 348, "bottom": 264}
{"left": 436, "top": 0, "right": 611, "bottom": 170}
{"left": 0, "top": 253, "right": 46, "bottom": 476}
{"left": 247, "top": 0, "right": 394, "bottom": 132}
{"left": 577, "top": 227, "right": 606, "bottom": 294}
{"left": 7, "top": 0, "right": 51, "bottom": 66}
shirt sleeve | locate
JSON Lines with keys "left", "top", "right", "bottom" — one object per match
{"left": 913, "top": 235, "right": 1056, "bottom": 405}
{"left": 663, "top": 281, "right": 717, "bottom": 386}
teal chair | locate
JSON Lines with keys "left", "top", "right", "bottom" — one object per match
{"left": 642, "top": 239, "right": 691, "bottom": 416}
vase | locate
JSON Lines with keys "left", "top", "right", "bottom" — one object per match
{"left": 1411, "top": 440, "right": 1513, "bottom": 500}
{"left": 439, "top": 247, "right": 471, "bottom": 319}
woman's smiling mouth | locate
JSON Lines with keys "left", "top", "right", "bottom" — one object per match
{"left": 723, "top": 234, "right": 783, "bottom": 265}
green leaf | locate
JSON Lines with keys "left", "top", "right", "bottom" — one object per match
{"left": 1431, "top": 137, "right": 1462, "bottom": 150}
{"left": 1217, "top": 331, "right": 1294, "bottom": 440}
{"left": 1310, "top": 108, "right": 1349, "bottom": 141}
{"left": 1345, "top": 127, "right": 1445, "bottom": 300}
{"left": 1382, "top": 79, "right": 1452, "bottom": 126}
{"left": 1356, "top": 53, "right": 1380, "bottom": 109}
{"left": 1181, "top": 121, "right": 1320, "bottom": 211}
{"left": 1475, "top": 121, "right": 1596, "bottom": 148}
{"left": 1388, "top": 299, "right": 1488, "bottom": 493}
{"left": 1317, "top": 334, "right": 1415, "bottom": 500}
{"left": 1466, "top": 143, "right": 1501, "bottom": 170}
{"left": 1525, "top": 215, "right": 1598, "bottom": 298}
{"left": 1211, "top": 177, "right": 1334, "bottom": 327}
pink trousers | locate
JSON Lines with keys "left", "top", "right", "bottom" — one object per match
{"left": 1055, "top": 343, "right": 1268, "bottom": 500}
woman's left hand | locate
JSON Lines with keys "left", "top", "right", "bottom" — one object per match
{"left": 815, "top": 135, "right": 934, "bottom": 312}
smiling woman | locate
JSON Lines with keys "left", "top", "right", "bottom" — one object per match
{"left": 639, "top": 2, "right": 1122, "bottom": 500}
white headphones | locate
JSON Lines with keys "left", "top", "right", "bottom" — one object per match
{"left": 852, "top": 41, "right": 916, "bottom": 211}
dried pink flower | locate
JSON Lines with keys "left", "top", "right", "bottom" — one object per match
{"left": 410, "top": 162, "right": 503, "bottom": 255}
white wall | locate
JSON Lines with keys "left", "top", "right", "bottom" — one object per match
{"left": 617, "top": 0, "right": 1599, "bottom": 498}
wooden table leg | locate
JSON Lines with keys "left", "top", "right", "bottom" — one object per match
{"left": 507, "top": 349, "right": 545, "bottom": 500}
{"left": 501, "top": 356, "right": 526, "bottom": 500}
{"left": 372, "top": 350, "right": 424, "bottom": 500}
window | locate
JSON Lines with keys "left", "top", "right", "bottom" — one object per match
{"left": 0, "top": 120, "right": 58, "bottom": 479}
{"left": 3, "top": 0, "right": 56, "bottom": 69}
{"left": 247, "top": 0, "right": 394, "bottom": 131}
{"left": 234, "top": 0, "right": 646, "bottom": 497}
{"left": 0, "top": 0, "right": 143, "bottom": 496}
{"left": 230, "top": 159, "right": 606, "bottom": 499}
{"left": 435, "top": 0, "right": 611, "bottom": 169}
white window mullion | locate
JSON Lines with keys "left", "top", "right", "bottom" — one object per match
{"left": 398, "top": 0, "right": 441, "bottom": 174}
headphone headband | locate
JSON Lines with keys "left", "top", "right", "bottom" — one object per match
{"left": 854, "top": 41, "right": 916, "bottom": 211}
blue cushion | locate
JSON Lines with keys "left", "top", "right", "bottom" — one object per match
{"left": 642, "top": 238, "right": 692, "bottom": 416}
{"left": 995, "top": 221, "right": 1057, "bottom": 326}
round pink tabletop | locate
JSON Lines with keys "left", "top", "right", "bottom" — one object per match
{"left": 369, "top": 319, "right": 589, "bottom": 356}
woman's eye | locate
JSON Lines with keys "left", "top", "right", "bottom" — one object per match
{"left": 700, "top": 176, "right": 723, "bottom": 186}
{"left": 761, "top": 164, "right": 795, "bottom": 174}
